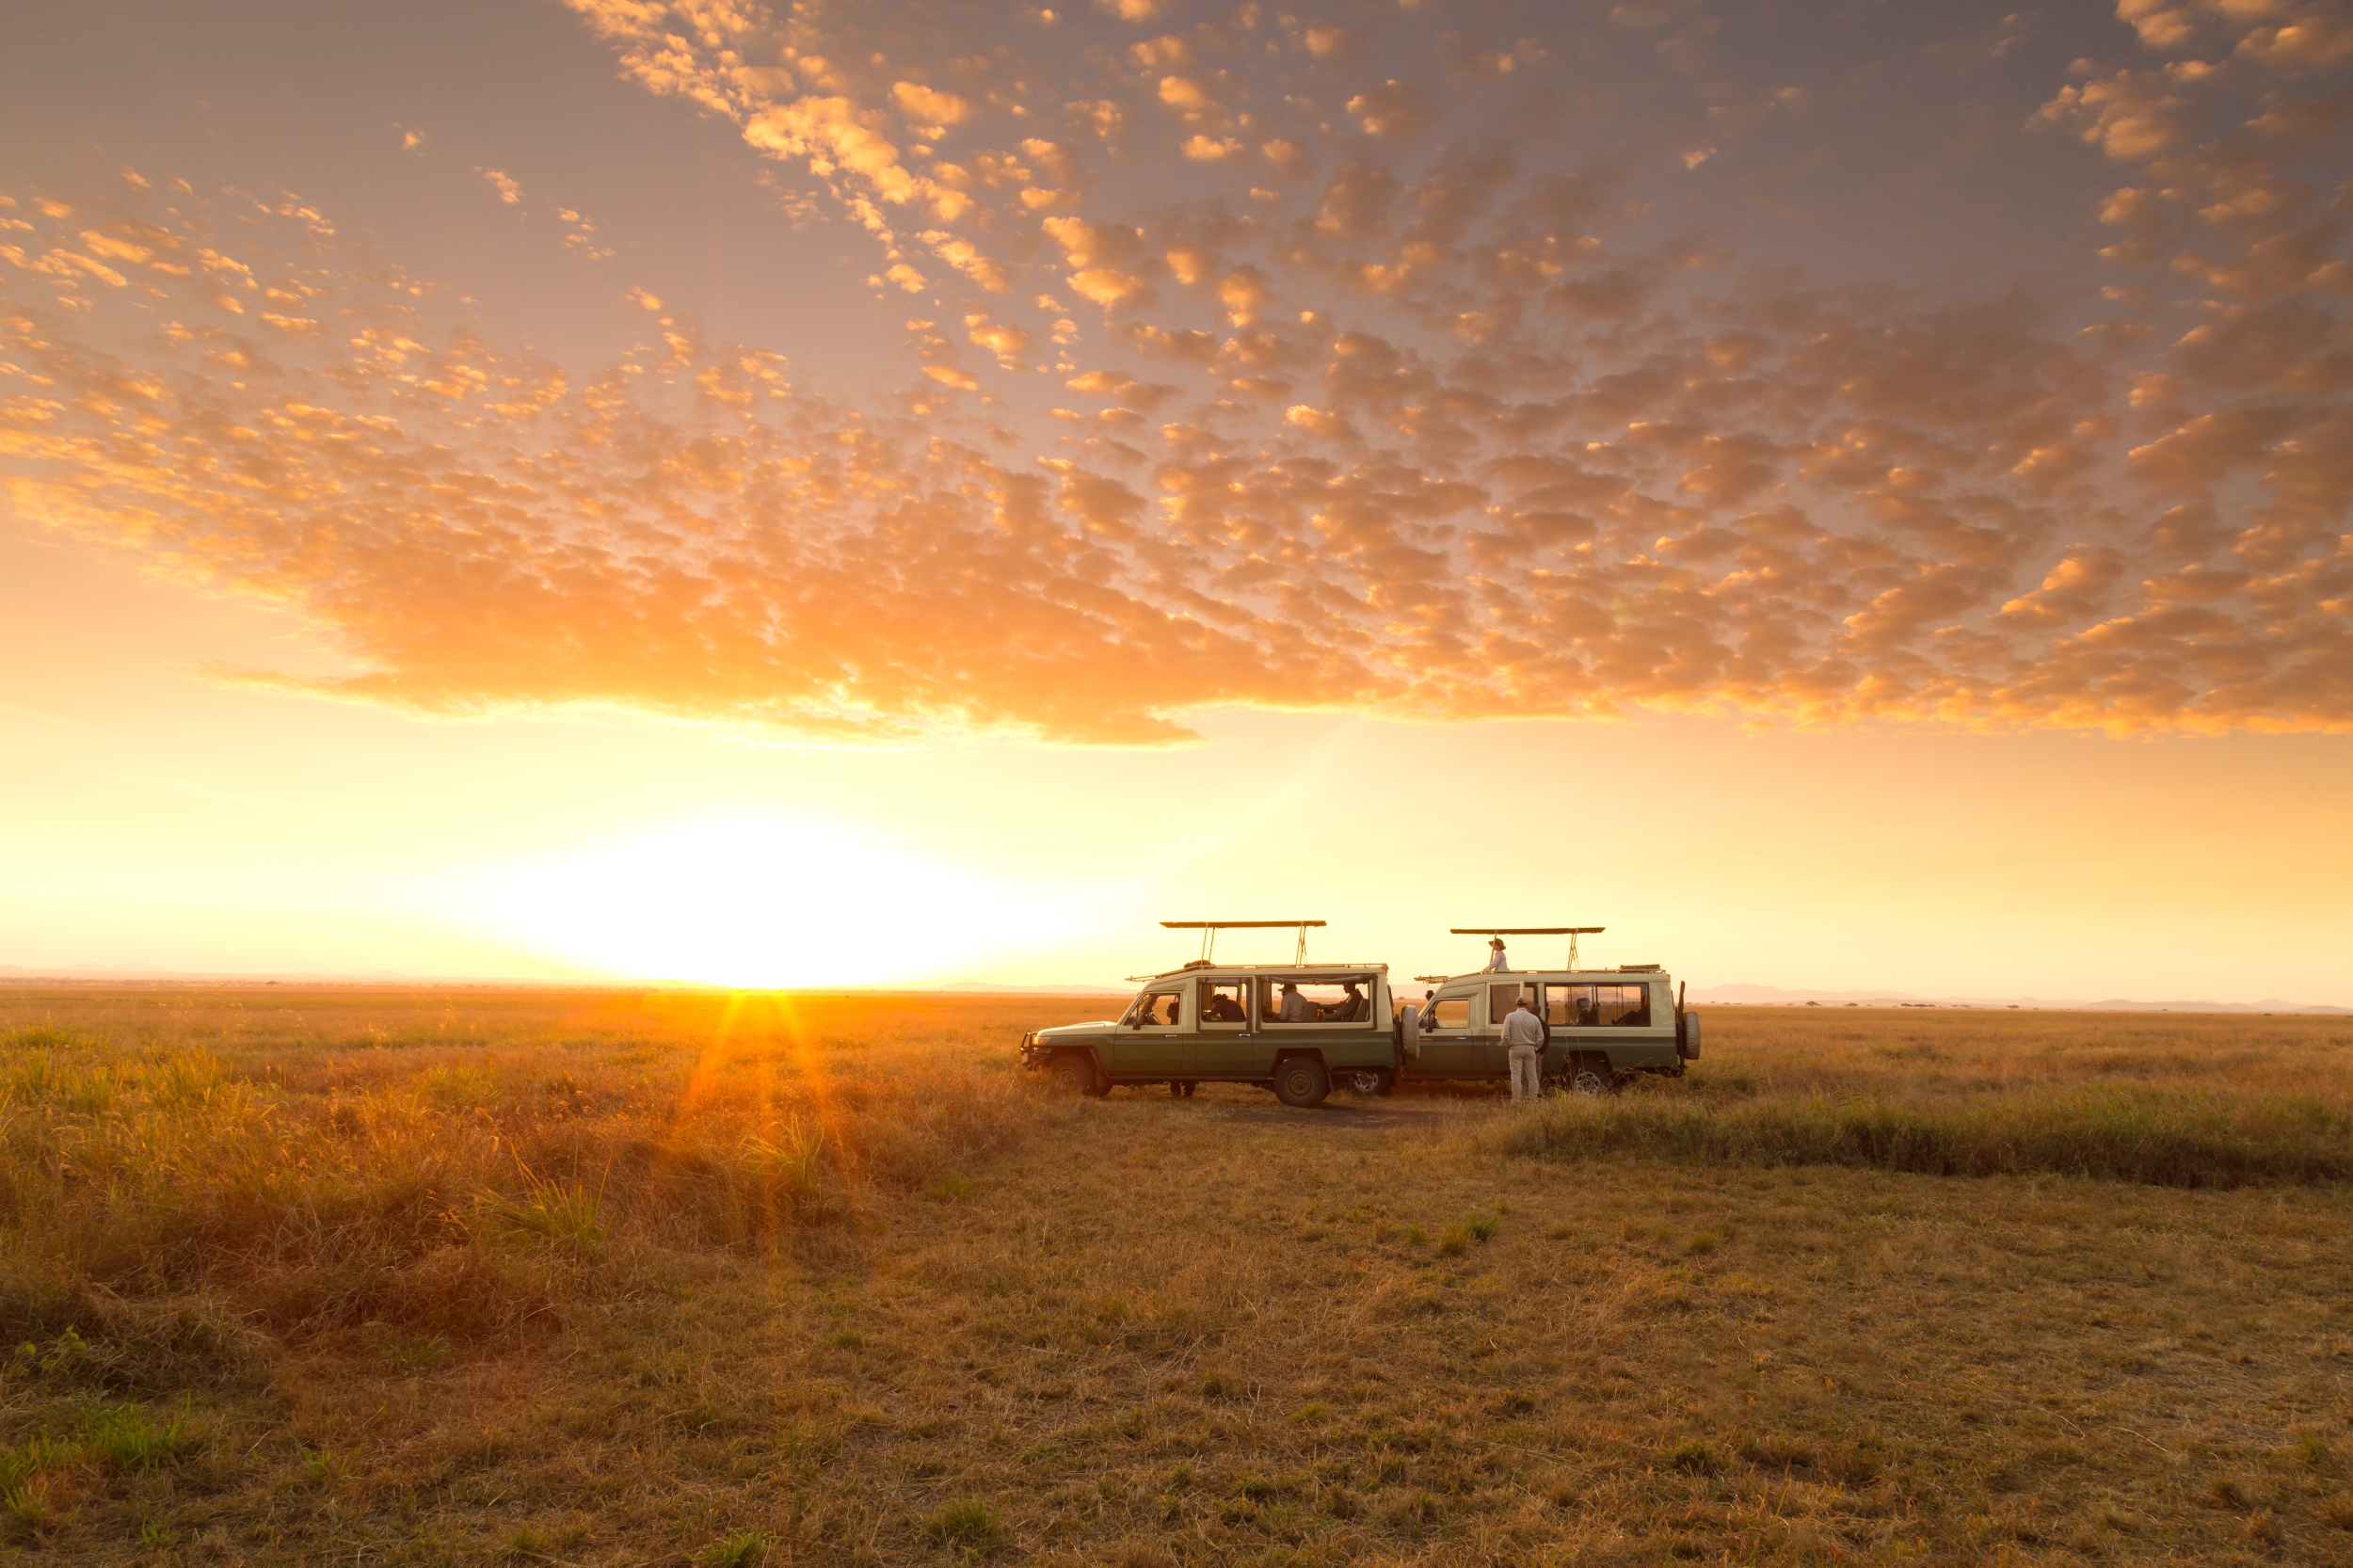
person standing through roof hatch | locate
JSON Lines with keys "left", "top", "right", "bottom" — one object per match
{"left": 1482, "top": 936, "right": 1510, "bottom": 972}
{"left": 1502, "top": 991, "right": 1546, "bottom": 1105}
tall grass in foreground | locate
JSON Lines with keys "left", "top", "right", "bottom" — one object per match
{"left": 0, "top": 990, "right": 1079, "bottom": 1385}
{"left": 1490, "top": 1005, "right": 2353, "bottom": 1187}
{"left": 1498, "top": 1085, "right": 2353, "bottom": 1186}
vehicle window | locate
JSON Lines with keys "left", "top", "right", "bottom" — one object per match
{"left": 1490, "top": 984, "right": 1535, "bottom": 1026}
{"left": 1545, "top": 984, "right": 1652, "bottom": 1026}
{"left": 1606, "top": 984, "right": 1652, "bottom": 1026}
{"left": 1197, "top": 981, "right": 1246, "bottom": 1024}
{"left": 1427, "top": 998, "right": 1469, "bottom": 1029}
{"left": 1256, "top": 974, "right": 1375, "bottom": 1024}
{"left": 1123, "top": 989, "right": 1182, "bottom": 1027}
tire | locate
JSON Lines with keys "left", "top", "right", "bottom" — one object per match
{"left": 1678, "top": 1010, "right": 1703, "bottom": 1061}
{"left": 1178, "top": 1080, "right": 1197, "bottom": 1097}
{"left": 1571, "top": 1066, "right": 1610, "bottom": 1097}
{"left": 1339, "top": 1067, "right": 1390, "bottom": 1097}
{"left": 1048, "top": 1053, "right": 1096, "bottom": 1096}
{"left": 1395, "top": 1003, "right": 1421, "bottom": 1063}
{"left": 1273, "top": 1057, "right": 1330, "bottom": 1109}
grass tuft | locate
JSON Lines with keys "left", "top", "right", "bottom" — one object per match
{"left": 78, "top": 1399, "right": 193, "bottom": 1471}
{"left": 921, "top": 1496, "right": 1002, "bottom": 1547}
{"left": 1670, "top": 1440, "right": 1721, "bottom": 1476}
{"left": 377, "top": 1330, "right": 453, "bottom": 1374}
{"left": 697, "top": 1526, "right": 768, "bottom": 1566}
{"left": 3, "top": 1475, "right": 52, "bottom": 1533}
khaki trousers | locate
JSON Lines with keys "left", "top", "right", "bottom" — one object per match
{"left": 1509, "top": 1046, "right": 1543, "bottom": 1104}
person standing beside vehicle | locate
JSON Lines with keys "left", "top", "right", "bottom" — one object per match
{"left": 1501, "top": 992, "right": 1545, "bottom": 1105}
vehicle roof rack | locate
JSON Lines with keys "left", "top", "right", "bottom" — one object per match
{"left": 1450, "top": 925, "right": 1605, "bottom": 970}
{"left": 1162, "top": 920, "right": 1327, "bottom": 966}
{"left": 1619, "top": 963, "right": 1662, "bottom": 971}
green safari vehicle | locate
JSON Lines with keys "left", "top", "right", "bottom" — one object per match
{"left": 1017, "top": 921, "right": 1407, "bottom": 1108}
{"left": 1399, "top": 926, "right": 1702, "bottom": 1094}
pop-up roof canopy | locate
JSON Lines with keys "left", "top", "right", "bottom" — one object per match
{"left": 1449, "top": 925, "right": 1606, "bottom": 970}
{"left": 1163, "top": 920, "right": 1326, "bottom": 965}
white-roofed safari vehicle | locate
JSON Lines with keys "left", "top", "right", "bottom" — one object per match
{"left": 1017, "top": 921, "right": 1403, "bottom": 1108}
{"left": 1395, "top": 926, "right": 1703, "bottom": 1095}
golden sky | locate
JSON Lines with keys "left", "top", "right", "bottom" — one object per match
{"left": 2, "top": 0, "right": 2349, "bottom": 1000}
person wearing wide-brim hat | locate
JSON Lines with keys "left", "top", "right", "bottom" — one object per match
{"left": 1483, "top": 936, "right": 1510, "bottom": 973}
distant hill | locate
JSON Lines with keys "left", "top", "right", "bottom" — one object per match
{"left": 1689, "top": 983, "right": 2347, "bottom": 1016}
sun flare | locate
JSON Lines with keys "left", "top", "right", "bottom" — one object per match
{"left": 466, "top": 818, "right": 1068, "bottom": 988}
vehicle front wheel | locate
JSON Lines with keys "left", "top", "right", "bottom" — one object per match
{"left": 1273, "top": 1058, "right": 1330, "bottom": 1109}
{"left": 1571, "top": 1066, "right": 1611, "bottom": 1097}
{"left": 1048, "top": 1053, "right": 1096, "bottom": 1096}
{"left": 1338, "top": 1067, "right": 1390, "bottom": 1097}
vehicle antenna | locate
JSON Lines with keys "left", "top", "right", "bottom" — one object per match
{"left": 1449, "top": 925, "right": 1606, "bottom": 971}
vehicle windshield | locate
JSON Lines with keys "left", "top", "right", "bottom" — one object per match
{"left": 1120, "top": 988, "right": 1182, "bottom": 1026}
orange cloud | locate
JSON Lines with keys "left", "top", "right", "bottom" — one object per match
{"left": 4, "top": 0, "right": 2348, "bottom": 744}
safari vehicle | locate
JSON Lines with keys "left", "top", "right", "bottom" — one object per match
{"left": 1017, "top": 921, "right": 1405, "bottom": 1108}
{"left": 1398, "top": 926, "right": 1703, "bottom": 1094}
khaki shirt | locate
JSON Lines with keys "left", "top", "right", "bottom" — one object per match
{"left": 1500, "top": 1008, "right": 1546, "bottom": 1052}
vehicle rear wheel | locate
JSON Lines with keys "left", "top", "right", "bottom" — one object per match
{"left": 1177, "top": 1080, "right": 1197, "bottom": 1097}
{"left": 1571, "top": 1066, "right": 1610, "bottom": 1097}
{"left": 1338, "top": 1067, "right": 1390, "bottom": 1097}
{"left": 1273, "top": 1058, "right": 1330, "bottom": 1109}
{"left": 1048, "top": 1053, "right": 1096, "bottom": 1096}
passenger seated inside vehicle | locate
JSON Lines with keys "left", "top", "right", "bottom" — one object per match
{"left": 1544, "top": 984, "right": 1604, "bottom": 1026}
{"left": 1199, "top": 983, "right": 1246, "bottom": 1022}
{"left": 1259, "top": 974, "right": 1381, "bottom": 1024}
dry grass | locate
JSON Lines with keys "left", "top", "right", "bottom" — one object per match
{"left": 0, "top": 988, "right": 1053, "bottom": 1384}
{"left": 1502, "top": 1008, "right": 2353, "bottom": 1187}
{"left": 3, "top": 990, "right": 2350, "bottom": 1564}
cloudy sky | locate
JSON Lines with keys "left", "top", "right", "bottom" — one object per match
{"left": 3, "top": 0, "right": 2348, "bottom": 999}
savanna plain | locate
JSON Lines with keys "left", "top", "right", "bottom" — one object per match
{"left": 3, "top": 987, "right": 2350, "bottom": 1566}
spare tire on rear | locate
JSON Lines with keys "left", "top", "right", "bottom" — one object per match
{"left": 1394, "top": 1002, "right": 1421, "bottom": 1063}
{"left": 1677, "top": 1010, "right": 1702, "bottom": 1062}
